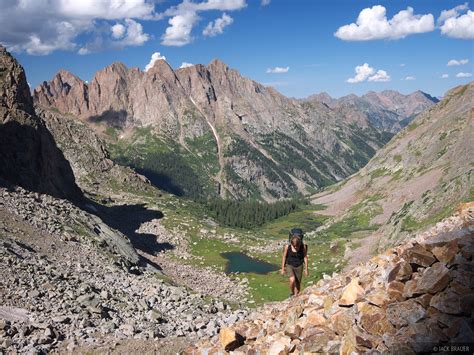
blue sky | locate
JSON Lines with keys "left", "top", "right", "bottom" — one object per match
{"left": 2, "top": 0, "right": 473, "bottom": 98}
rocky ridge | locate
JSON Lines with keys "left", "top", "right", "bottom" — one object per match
{"left": 313, "top": 82, "right": 473, "bottom": 252}
{"left": 0, "top": 45, "right": 81, "bottom": 201}
{"left": 37, "top": 107, "right": 152, "bottom": 198}
{"left": 186, "top": 203, "right": 473, "bottom": 354}
{"left": 305, "top": 90, "right": 438, "bottom": 133}
{"left": 34, "top": 59, "right": 392, "bottom": 200}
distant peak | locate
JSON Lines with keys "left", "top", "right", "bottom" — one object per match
{"left": 208, "top": 58, "right": 228, "bottom": 70}
{"left": 145, "top": 59, "right": 176, "bottom": 78}
{"left": 411, "top": 90, "right": 439, "bottom": 103}
{"left": 104, "top": 62, "right": 128, "bottom": 74}
{"left": 56, "top": 69, "right": 83, "bottom": 82}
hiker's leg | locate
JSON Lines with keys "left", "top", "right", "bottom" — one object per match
{"left": 294, "top": 279, "right": 301, "bottom": 295}
{"left": 294, "top": 266, "right": 303, "bottom": 295}
{"left": 289, "top": 276, "right": 295, "bottom": 295}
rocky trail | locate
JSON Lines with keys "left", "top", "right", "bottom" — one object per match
{"left": 187, "top": 203, "right": 474, "bottom": 354}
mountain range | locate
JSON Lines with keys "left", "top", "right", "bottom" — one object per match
{"left": 313, "top": 81, "right": 473, "bottom": 252}
{"left": 304, "top": 89, "right": 438, "bottom": 132}
{"left": 1, "top": 44, "right": 473, "bottom": 354}
{"left": 33, "top": 59, "right": 436, "bottom": 201}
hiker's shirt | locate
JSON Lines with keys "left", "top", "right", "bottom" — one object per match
{"left": 286, "top": 245, "right": 305, "bottom": 267}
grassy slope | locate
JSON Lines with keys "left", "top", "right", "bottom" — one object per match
{"left": 311, "top": 82, "right": 473, "bottom": 252}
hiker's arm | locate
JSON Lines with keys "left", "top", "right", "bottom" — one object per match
{"left": 304, "top": 244, "right": 309, "bottom": 276}
{"left": 281, "top": 245, "right": 288, "bottom": 275}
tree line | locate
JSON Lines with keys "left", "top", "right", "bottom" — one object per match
{"left": 205, "top": 198, "right": 301, "bottom": 229}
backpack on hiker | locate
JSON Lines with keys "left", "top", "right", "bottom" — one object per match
{"left": 288, "top": 228, "right": 304, "bottom": 244}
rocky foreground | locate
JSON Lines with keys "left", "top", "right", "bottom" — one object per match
{"left": 0, "top": 185, "right": 248, "bottom": 354}
{"left": 186, "top": 203, "right": 473, "bottom": 354}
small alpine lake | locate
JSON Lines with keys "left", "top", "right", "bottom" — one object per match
{"left": 221, "top": 251, "right": 280, "bottom": 274}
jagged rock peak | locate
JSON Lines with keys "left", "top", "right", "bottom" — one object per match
{"left": 145, "top": 59, "right": 176, "bottom": 79}
{"left": 104, "top": 61, "right": 128, "bottom": 73}
{"left": 207, "top": 58, "right": 229, "bottom": 71}
{"left": 0, "top": 45, "right": 35, "bottom": 116}
{"left": 0, "top": 46, "right": 82, "bottom": 200}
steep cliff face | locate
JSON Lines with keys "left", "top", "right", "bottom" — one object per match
{"left": 34, "top": 60, "right": 390, "bottom": 200}
{"left": 305, "top": 90, "right": 438, "bottom": 133}
{"left": 37, "top": 107, "right": 152, "bottom": 198}
{"left": 0, "top": 46, "right": 81, "bottom": 200}
{"left": 313, "top": 82, "right": 473, "bottom": 250}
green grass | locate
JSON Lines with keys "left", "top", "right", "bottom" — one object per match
{"left": 390, "top": 169, "right": 404, "bottom": 182}
{"left": 406, "top": 122, "right": 419, "bottom": 131}
{"left": 319, "top": 199, "right": 382, "bottom": 239}
{"left": 255, "top": 204, "right": 327, "bottom": 240}
{"left": 370, "top": 167, "right": 389, "bottom": 179}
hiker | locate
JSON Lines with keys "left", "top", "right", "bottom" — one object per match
{"left": 281, "top": 228, "right": 308, "bottom": 296}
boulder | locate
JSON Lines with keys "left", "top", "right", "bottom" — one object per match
{"left": 387, "top": 261, "right": 412, "bottom": 282}
{"left": 219, "top": 327, "right": 244, "bottom": 351}
{"left": 413, "top": 262, "right": 451, "bottom": 294}
{"left": 366, "top": 289, "right": 391, "bottom": 307}
{"left": 386, "top": 299, "right": 427, "bottom": 328}
{"left": 305, "top": 312, "right": 326, "bottom": 327}
{"left": 420, "top": 229, "right": 472, "bottom": 251}
{"left": 358, "top": 303, "right": 395, "bottom": 336}
{"left": 268, "top": 336, "right": 291, "bottom": 355}
{"left": 340, "top": 326, "right": 380, "bottom": 354}
{"left": 452, "top": 268, "right": 474, "bottom": 288}
{"left": 401, "top": 244, "right": 436, "bottom": 267}
{"left": 429, "top": 288, "right": 474, "bottom": 315}
{"left": 402, "top": 279, "right": 418, "bottom": 298}
{"left": 330, "top": 308, "right": 354, "bottom": 335}
{"left": 431, "top": 240, "right": 458, "bottom": 264}
{"left": 338, "top": 278, "right": 364, "bottom": 306}
{"left": 386, "top": 280, "right": 406, "bottom": 301}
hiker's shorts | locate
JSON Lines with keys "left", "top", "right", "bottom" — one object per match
{"left": 285, "top": 264, "right": 303, "bottom": 284}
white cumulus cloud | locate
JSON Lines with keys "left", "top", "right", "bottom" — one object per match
{"left": 0, "top": 0, "right": 156, "bottom": 55}
{"left": 456, "top": 72, "right": 472, "bottom": 77}
{"left": 0, "top": 0, "right": 248, "bottom": 54}
{"left": 403, "top": 76, "right": 416, "bottom": 80}
{"left": 335, "top": 5, "right": 434, "bottom": 41}
{"left": 368, "top": 70, "right": 391, "bottom": 82}
{"left": 347, "top": 63, "right": 374, "bottom": 83}
{"left": 145, "top": 52, "right": 167, "bottom": 72}
{"left": 161, "top": 11, "right": 198, "bottom": 46}
{"left": 266, "top": 66, "right": 290, "bottom": 74}
{"left": 447, "top": 58, "right": 469, "bottom": 66}
{"left": 159, "top": 0, "right": 246, "bottom": 46}
{"left": 203, "top": 13, "right": 234, "bottom": 37}
{"left": 347, "top": 63, "right": 391, "bottom": 83}
{"left": 261, "top": 0, "right": 271, "bottom": 6}
{"left": 438, "top": 4, "right": 474, "bottom": 39}
{"left": 111, "top": 23, "right": 126, "bottom": 39}
{"left": 180, "top": 62, "right": 194, "bottom": 68}
{"left": 441, "top": 74, "right": 449, "bottom": 78}
{"left": 79, "top": 19, "right": 149, "bottom": 54}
